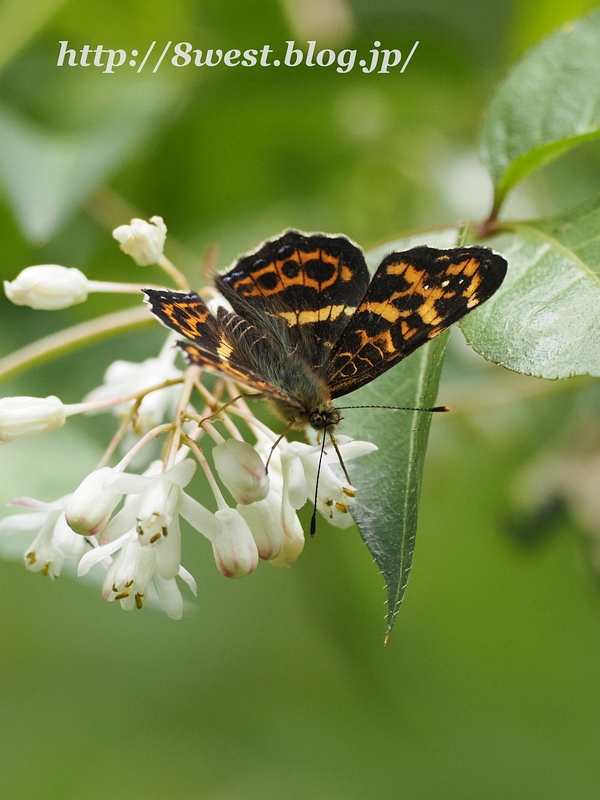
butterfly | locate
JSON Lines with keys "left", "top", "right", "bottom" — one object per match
{"left": 144, "top": 230, "right": 507, "bottom": 433}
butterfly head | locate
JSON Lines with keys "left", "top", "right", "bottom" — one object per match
{"left": 268, "top": 395, "right": 341, "bottom": 433}
{"left": 308, "top": 404, "right": 341, "bottom": 432}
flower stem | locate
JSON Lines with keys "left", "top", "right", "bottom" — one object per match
{"left": 116, "top": 423, "right": 175, "bottom": 470}
{"left": 0, "top": 306, "right": 153, "bottom": 384}
{"left": 182, "top": 434, "right": 227, "bottom": 509}
{"left": 166, "top": 365, "right": 201, "bottom": 469}
{"left": 157, "top": 255, "right": 190, "bottom": 292}
{"left": 97, "top": 400, "right": 143, "bottom": 469}
{"left": 65, "top": 377, "right": 184, "bottom": 416}
{"left": 86, "top": 281, "right": 163, "bottom": 294}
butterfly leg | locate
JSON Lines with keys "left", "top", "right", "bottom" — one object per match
{"left": 265, "top": 420, "right": 295, "bottom": 472}
{"left": 329, "top": 433, "right": 352, "bottom": 485}
{"left": 193, "top": 389, "right": 265, "bottom": 427}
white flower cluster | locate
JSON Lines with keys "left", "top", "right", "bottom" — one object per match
{"left": 0, "top": 216, "right": 377, "bottom": 619}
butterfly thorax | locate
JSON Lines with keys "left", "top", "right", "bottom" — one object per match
{"left": 265, "top": 354, "right": 340, "bottom": 431}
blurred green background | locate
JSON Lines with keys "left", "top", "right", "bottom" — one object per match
{"left": 1, "top": 1, "right": 600, "bottom": 798}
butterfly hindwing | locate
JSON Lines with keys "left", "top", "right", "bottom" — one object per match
{"left": 327, "top": 246, "right": 508, "bottom": 398}
{"left": 144, "top": 288, "right": 295, "bottom": 404}
{"left": 215, "top": 230, "right": 370, "bottom": 372}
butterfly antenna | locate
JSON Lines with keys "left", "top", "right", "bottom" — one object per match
{"left": 310, "top": 434, "right": 328, "bottom": 538}
{"left": 337, "top": 405, "right": 450, "bottom": 413}
{"left": 265, "top": 420, "right": 294, "bottom": 472}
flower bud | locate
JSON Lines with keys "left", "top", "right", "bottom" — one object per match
{"left": 270, "top": 496, "right": 305, "bottom": 567}
{"left": 237, "top": 499, "right": 282, "bottom": 560}
{"left": 4, "top": 265, "right": 89, "bottom": 310}
{"left": 112, "top": 216, "right": 167, "bottom": 266}
{"left": 213, "top": 439, "right": 270, "bottom": 505}
{"left": 280, "top": 450, "right": 308, "bottom": 509}
{"left": 0, "top": 396, "right": 66, "bottom": 443}
{"left": 65, "top": 468, "right": 123, "bottom": 536}
{"left": 212, "top": 507, "right": 258, "bottom": 578}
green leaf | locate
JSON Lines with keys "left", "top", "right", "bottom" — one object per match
{"left": 342, "top": 230, "right": 457, "bottom": 639}
{"left": 481, "top": 11, "right": 600, "bottom": 210}
{"left": 461, "top": 194, "right": 600, "bottom": 378}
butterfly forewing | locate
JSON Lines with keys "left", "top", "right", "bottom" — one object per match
{"left": 327, "top": 246, "right": 508, "bottom": 398}
{"left": 215, "top": 230, "right": 370, "bottom": 373}
{"left": 144, "top": 288, "right": 294, "bottom": 402}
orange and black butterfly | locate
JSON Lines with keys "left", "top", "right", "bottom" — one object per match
{"left": 144, "top": 230, "right": 507, "bottom": 432}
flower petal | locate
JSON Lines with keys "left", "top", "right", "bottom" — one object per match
{"left": 0, "top": 512, "right": 50, "bottom": 534}
{"left": 78, "top": 530, "right": 134, "bottom": 576}
{"left": 178, "top": 564, "right": 197, "bottom": 596}
{"left": 179, "top": 493, "right": 219, "bottom": 541}
{"left": 153, "top": 572, "right": 183, "bottom": 620}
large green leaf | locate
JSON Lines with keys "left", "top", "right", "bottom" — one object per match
{"left": 481, "top": 11, "right": 600, "bottom": 210}
{"left": 342, "top": 230, "right": 457, "bottom": 639}
{"left": 462, "top": 194, "right": 600, "bottom": 378}
{"left": 0, "top": 77, "right": 183, "bottom": 243}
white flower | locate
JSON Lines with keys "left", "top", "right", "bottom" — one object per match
{"left": 281, "top": 437, "right": 377, "bottom": 528}
{"left": 0, "top": 396, "right": 66, "bottom": 443}
{"left": 97, "top": 459, "right": 209, "bottom": 578}
{"left": 213, "top": 438, "right": 270, "bottom": 504}
{"left": 83, "top": 342, "right": 182, "bottom": 434}
{"left": 80, "top": 528, "right": 197, "bottom": 619}
{"left": 77, "top": 459, "right": 209, "bottom": 617}
{"left": 82, "top": 458, "right": 215, "bottom": 567}
{"left": 212, "top": 507, "right": 258, "bottom": 578}
{"left": 65, "top": 467, "right": 125, "bottom": 536}
{"left": 112, "top": 216, "right": 167, "bottom": 266}
{"left": 4, "top": 265, "right": 89, "bottom": 309}
{"left": 0, "top": 495, "right": 87, "bottom": 579}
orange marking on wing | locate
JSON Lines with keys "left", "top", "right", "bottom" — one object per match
{"left": 462, "top": 272, "right": 482, "bottom": 298}
{"left": 401, "top": 321, "right": 418, "bottom": 339}
{"left": 385, "top": 262, "right": 408, "bottom": 276}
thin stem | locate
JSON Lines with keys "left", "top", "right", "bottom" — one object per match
{"left": 157, "top": 255, "right": 190, "bottom": 292}
{"left": 166, "top": 366, "right": 201, "bottom": 469}
{"left": 63, "top": 377, "right": 184, "bottom": 416}
{"left": 455, "top": 222, "right": 470, "bottom": 247}
{"left": 0, "top": 306, "right": 152, "bottom": 384}
{"left": 86, "top": 281, "right": 163, "bottom": 294}
{"left": 182, "top": 434, "right": 227, "bottom": 509}
{"left": 115, "top": 423, "right": 174, "bottom": 470}
{"left": 97, "top": 398, "right": 143, "bottom": 469}
{"left": 193, "top": 379, "right": 243, "bottom": 440}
